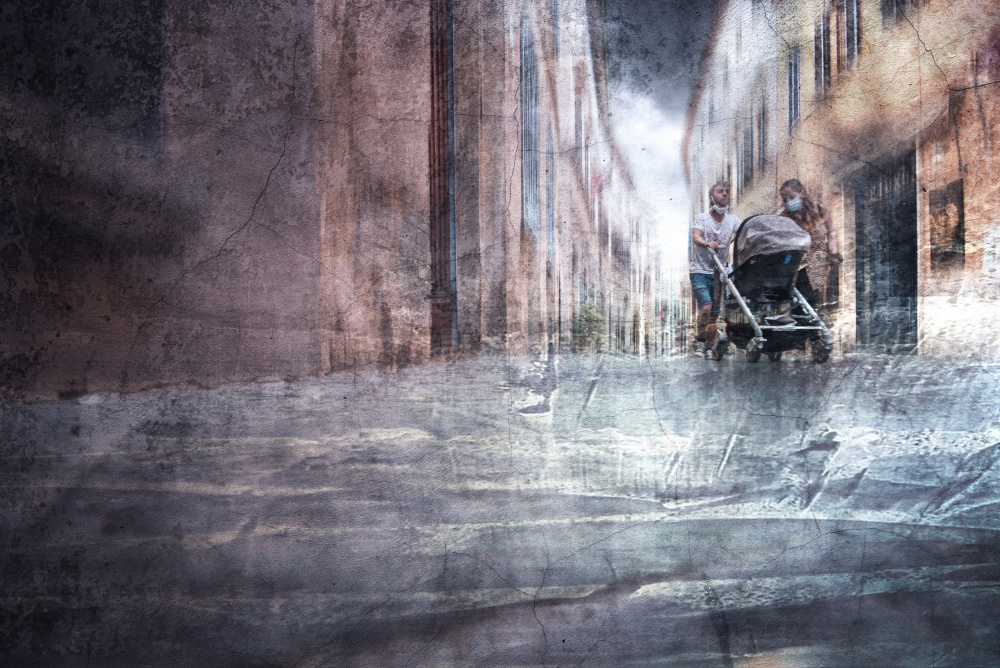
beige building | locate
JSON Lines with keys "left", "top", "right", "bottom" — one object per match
{"left": 685, "top": 0, "right": 1000, "bottom": 354}
{"left": 0, "top": 0, "right": 656, "bottom": 396}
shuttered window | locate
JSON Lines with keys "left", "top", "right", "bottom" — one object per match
{"left": 814, "top": 6, "right": 832, "bottom": 98}
{"left": 787, "top": 45, "right": 801, "bottom": 131}
{"left": 838, "top": 0, "right": 861, "bottom": 69}
{"left": 881, "top": 0, "right": 917, "bottom": 27}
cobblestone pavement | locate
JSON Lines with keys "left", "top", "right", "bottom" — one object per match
{"left": 3, "top": 353, "right": 1000, "bottom": 666}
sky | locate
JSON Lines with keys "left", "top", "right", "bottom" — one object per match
{"left": 601, "top": 0, "right": 716, "bottom": 260}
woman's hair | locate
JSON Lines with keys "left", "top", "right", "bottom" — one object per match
{"left": 780, "top": 178, "right": 823, "bottom": 232}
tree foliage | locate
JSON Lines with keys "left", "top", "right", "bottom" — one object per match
{"left": 573, "top": 302, "right": 606, "bottom": 352}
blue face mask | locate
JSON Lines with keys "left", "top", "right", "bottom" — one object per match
{"left": 783, "top": 197, "right": 802, "bottom": 213}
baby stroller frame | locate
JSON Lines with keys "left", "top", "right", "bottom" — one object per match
{"left": 707, "top": 214, "right": 833, "bottom": 363}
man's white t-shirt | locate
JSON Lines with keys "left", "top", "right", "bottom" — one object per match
{"left": 689, "top": 212, "right": 740, "bottom": 275}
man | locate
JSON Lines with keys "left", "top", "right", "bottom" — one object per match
{"left": 689, "top": 181, "right": 739, "bottom": 359}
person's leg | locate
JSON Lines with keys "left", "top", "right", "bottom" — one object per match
{"left": 795, "top": 269, "right": 832, "bottom": 346}
{"left": 696, "top": 303, "right": 713, "bottom": 340}
{"left": 707, "top": 271, "right": 722, "bottom": 347}
{"left": 795, "top": 269, "right": 816, "bottom": 308}
{"left": 690, "top": 273, "right": 714, "bottom": 353}
{"left": 702, "top": 304, "right": 719, "bottom": 348}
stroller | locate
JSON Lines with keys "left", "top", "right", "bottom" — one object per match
{"left": 708, "top": 214, "right": 833, "bottom": 363}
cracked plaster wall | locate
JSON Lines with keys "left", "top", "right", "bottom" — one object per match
{"left": 315, "top": 0, "right": 434, "bottom": 372}
{"left": 1, "top": 0, "right": 323, "bottom": 396}
{"left": 1, "top": 0, "right": 653, "bottom": 396}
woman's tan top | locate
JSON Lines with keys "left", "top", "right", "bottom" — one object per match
{"left": 775, "top": 204, "right": 831, "bottom": 297}
{"left": 801, "top": 219, "right": 830, "bottom": 295}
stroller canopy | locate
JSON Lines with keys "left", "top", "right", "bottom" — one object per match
{"left": 734, "top": 214, "right": 812, "bottom": 267}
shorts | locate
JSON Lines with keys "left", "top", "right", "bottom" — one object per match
{"left": 690, "top": 273, "right": 718, "bottom": 315}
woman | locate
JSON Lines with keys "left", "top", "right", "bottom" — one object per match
{"left": 778, "top": 179, "right": 842, "bottom": 310}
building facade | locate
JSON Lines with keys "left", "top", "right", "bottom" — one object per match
{"left": 685, "top": 0, "right": 1000, "bottom": 354}
{"left": 0, "top": 0, "right": 655, "bottom": 396}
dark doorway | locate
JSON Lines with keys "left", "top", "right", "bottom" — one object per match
{"left": 853, "top": 151, "right": 918, "bottom": 351}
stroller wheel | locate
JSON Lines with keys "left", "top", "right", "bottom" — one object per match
{"left": 746, "top": 346, "right": 761, "bottom": 363}
{"left": 812, "top": 346, "right": 830, "bottom": 364}
{"left": 711, "top": 341, "right": 728, "bottom": 361}
{"left": 767, "top": 351, "right": 782, "bottom": 362}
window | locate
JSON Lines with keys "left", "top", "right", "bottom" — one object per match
{"left": 757, "top": 96, "right": 768, "bottom": 168}
{"left": 929, "top": 180, "right": 965, "bottom": 268}
{"left": 553, "top": 0, "right": 560, "bottom": 56}
{"left": 787, "top": 45, "right": 801, "bottom": 131}
{"left": 739, "top": 123, "right": 754, "bottom": 191}
{"left": 814, "top": 6, "right": 832, "bottom": 98}
{"left": 838, "top": 0, "right": 861, "bottom": 69}
{"left": 737, "top": 135, "right": 744, "bottom": 194}
{"left": 546, "top": 122, "right": 555, "bottom": 262}
{"left": 574, "top": 94, "right": 583, "bottom": 168}
{"left": 521, "top": 17, "right": 540, "bottom": 241}
{"left": 881, "top": 0, "right": 917, "bottom": 27}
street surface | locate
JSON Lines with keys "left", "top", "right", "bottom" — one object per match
{"left": 3, "top": 352, "right": 1000, "bottom": 666}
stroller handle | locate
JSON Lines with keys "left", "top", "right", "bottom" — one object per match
{"left": 709, "top": 250, "right": 765, "bottom": 344}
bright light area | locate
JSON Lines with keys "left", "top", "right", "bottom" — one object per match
{"left": 610, "top": 90, "right": 690, "bottom": 269}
